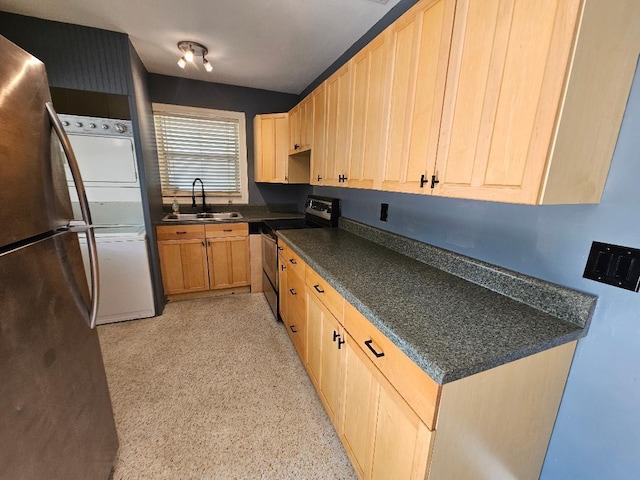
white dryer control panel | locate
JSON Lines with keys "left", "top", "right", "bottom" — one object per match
{"left": 58, "top": 114, "right": 141, "bottom": 203}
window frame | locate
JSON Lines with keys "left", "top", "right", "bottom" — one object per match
{"left": 152, "top": 103, "right": 248, "bottom": 205}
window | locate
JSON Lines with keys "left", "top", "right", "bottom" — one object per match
{"left": 153, "top": 103, "right": 248, "bottom": 204}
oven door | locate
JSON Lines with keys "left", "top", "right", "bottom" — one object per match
{"left": 262, "top": 271, "right": 277, "bottom": 318}
{"left": 261, "top": 231, "right": 277, "bottom": 288}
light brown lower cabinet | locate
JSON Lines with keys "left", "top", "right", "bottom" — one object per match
{"left": 305, "top": 287, "right": 432, "bottom": 479}
{"left": 157, "top": 223, "right": 250, "bottom": 297}
{"left": 343, "top": 335, "right": 433, "bottom": 479}
{"left": 305, "top": 289, "right": 344, "bottom": 423}
{"left": 157, "top": 239, "right": 209, "bottom": 295}
{"left": 206, "top": 236, "right": 250, "bottom": 289}
{"left": 277, "top": 240, "right": 578, "bottom": 479}
{"left": 279, "top": 243, "right": 307, "bottom": 359}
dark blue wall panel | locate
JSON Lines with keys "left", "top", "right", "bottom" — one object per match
{"left": 127, "top": 42, "right": 165, "bottom": 313}
{"left": 0, "top": 12, "right": 131, "bottom": 95}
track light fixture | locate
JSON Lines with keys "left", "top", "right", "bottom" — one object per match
{"left": 176, "top": 41, "right": 212, "bottom": 73}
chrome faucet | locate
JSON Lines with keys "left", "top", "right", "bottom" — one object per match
{"left": 191, "top": 178, "right": 206, "bottom": 213}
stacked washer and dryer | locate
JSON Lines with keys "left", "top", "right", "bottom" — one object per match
{"left": 60, "top": 114, "right": 155, "bottom": 325}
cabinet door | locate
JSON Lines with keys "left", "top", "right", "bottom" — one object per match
{"left": 341, "top": 332, "right": 433, "bottom": 480}
{"left": 341, "top": 334, "right": 378, "bottom": 478}
{"left": 254, "top": 113, "right": 288, "bottom": 183}
{"left": 379, "top": 0, "right": 455, "bottom": 194}
{"left": 306, "top": 290, "right": 344, "bottom": 423}
{"left": 434, "top": 0, "right": 581, "bottom": 203}
{"left": 324, "top": 63, "right": 352, "bottom": 186}
{"left": 347, "top": 33, "right": 388, "bottom": 190}
{"left": 301, "top": 96, "right": 313, "bottom": 150}
{"left": 158, "top": 239, "right": 208, "bottom": 294}
{"left": 311, "top": 84, "right": 326, "bottom": 185}
{"left": 370, "top": 380, "right": 433, "bottom": 480}
{"left": 289, "top": 105, "right": 301, "bottom": 152}
{"left": 207, "top": 236, "right": 250, "bottom": 289}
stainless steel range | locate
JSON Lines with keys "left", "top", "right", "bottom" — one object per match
{"left": 260, "top": 195, "right": 340, "bottom": 320}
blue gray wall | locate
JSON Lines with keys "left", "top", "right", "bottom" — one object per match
{"left": 148, "top": 74, "right": 311, "bottom": 207}
{"left": 314, "top": 61, "right": 640, "bottom": 479}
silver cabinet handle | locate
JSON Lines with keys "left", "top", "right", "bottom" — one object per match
{"left": 46, "top": 102, "right": 99, "bottom": 329}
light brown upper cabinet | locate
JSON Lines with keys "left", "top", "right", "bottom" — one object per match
{"left": 311, "top": 84, "right": 326, "bottom": 185}
{"left": 378, "top": 0, "right": 456, "bottom": 194}
{"left": 254, "top": 113, "right": 309, "bottom": 183}
{"left": 433, "top": 0, "right": 640, "bottom": 204}
{"left": 323, "top": 63, "right": 353, "bottom": 187}
{"left": 254, "top": 113, "right": 288, "bottom": 183}
{"left": 288, "top": 106, "right": 300, "bottom": 153}
{"left": 346, "top": 33, "right": 389, "bottom": 190}
{"left": 289, "top": 95, "right": 313, "bottom": 154}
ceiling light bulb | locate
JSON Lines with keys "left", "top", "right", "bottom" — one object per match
{"left": 185, "top": 48, "right": 194, "bottom": 62}
{"left": 203, "top": 58, "right": 213, "bottom": 72}
{"left": 177, "top": 56, "right": 187, "bottom": 69}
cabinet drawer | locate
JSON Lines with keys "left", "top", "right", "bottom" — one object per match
{"left": 282, "top": 245, "right": 306, "bottom": 279}
{"left": 344, "top": 302, "right": 440, "bottom": 430}
{"left": 205, "top": 222, "right": 248, "bottom": 238}
{"left": 305, "top": 266, "right": 344, "bottom": 323}
{"left": 156, "top": 225, "right": 205, "bottom": 240}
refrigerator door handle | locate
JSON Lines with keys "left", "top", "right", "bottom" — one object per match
{"left": 46, "top": 102, "right": 100, "bottom": 329}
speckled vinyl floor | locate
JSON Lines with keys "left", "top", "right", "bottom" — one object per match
{"left": 98, "top": 293, "right": 357, "bottom": 480}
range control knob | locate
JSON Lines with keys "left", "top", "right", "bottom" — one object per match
{"left": 115, "top": 123, "right": 126, "bottom": 133}
{"left": 88, "top": 123, "right": 96, "bottom": 129}
{"left": 74, "top": 122, "right": 83, "bottom": 127}
{"left": 61, "top": 121, "right": 69, "bottom": 126}
{"left": 101, "top": 124, "right": 109, "bottom": 130}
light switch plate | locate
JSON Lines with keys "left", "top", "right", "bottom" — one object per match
{"left": 583, "top": 241, "right": 640, "bottom": 291}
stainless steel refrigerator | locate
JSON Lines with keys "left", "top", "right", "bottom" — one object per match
{"left": 0, "top": 36, "right": 118, "bottom": 478}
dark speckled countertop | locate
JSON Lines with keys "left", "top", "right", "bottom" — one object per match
{"left": 277, "top": 219, "right": 596, "bottom": 385}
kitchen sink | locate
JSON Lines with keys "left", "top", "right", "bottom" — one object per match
{"left": 162, "top": 212, "right": 243, "bottom": 222}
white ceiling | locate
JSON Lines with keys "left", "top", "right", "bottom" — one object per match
{"left": 0, "top": 0, "right": 401, "bottom": 94}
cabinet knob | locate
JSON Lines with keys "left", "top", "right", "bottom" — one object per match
{"left": 294, "top": 143, "right": 300, "bottom": 150}
{"left": 289, "top": 258, "right": 297, "bottom": 265}
{"left": 289, "top": 288, "right": 297, "bottom": 296}
{"left": 281, "top": 264, "right": 286, "bottom": 271}
{"left": 332, "top": 330, "right": 340, "bottom": 342}
{"left": 337, "top": 338, "right": 345, "bottom": 349}
{"left": 290, "top": 325, "right": 298, "bottom": 333}
{"left": 317, "top": 175, "right": 322, "bottom": 182}
{"left": 314, "top": 284, "right": 325, "bottom": 294}
{"left": 285, "top": 176, "right": 288, "bottom": 182}
{"left": 431, "top": 175, "right": 440, "bottom": 189}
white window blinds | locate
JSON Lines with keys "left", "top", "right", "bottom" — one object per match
{"left": 153, "top": 107, "right": 243, "bottom": 197}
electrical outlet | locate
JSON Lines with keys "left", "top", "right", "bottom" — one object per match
{"left": 583, "top": 241, "right": 640, "bottom": 291}
{"left": 380, "top": 203, "right": 388, "bottom": 222}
